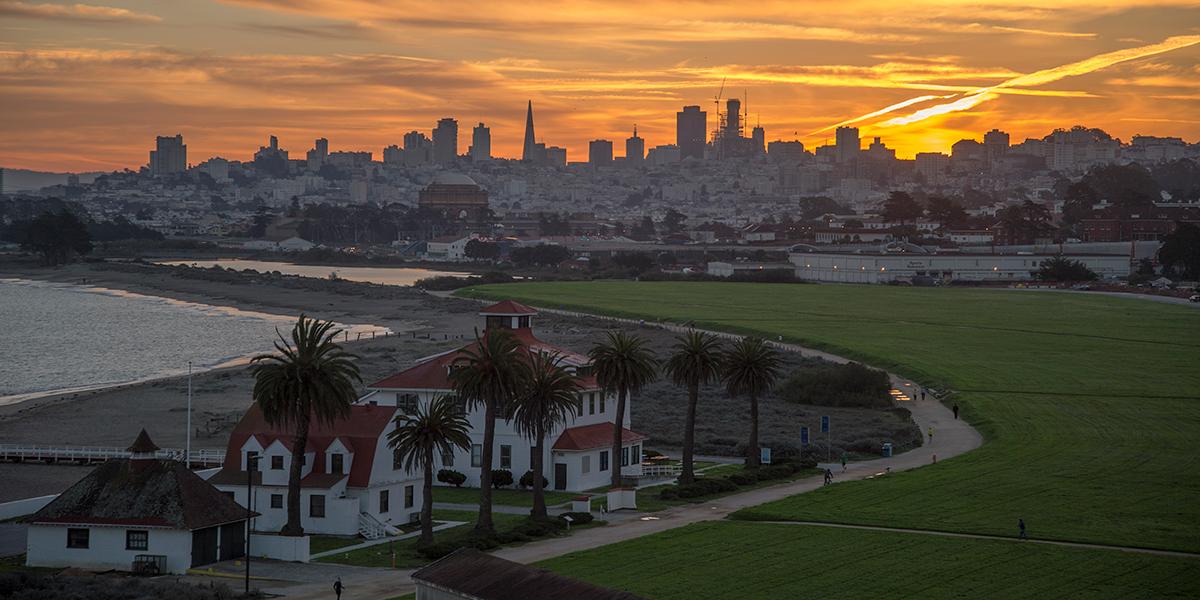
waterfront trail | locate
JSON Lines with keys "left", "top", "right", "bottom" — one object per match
{"left": 252, "top": 306, "right": 984, "bottom": 600}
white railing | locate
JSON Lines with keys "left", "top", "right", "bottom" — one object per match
{"left": 640, "top": 464, "right": 682, "bottom": 479}
{"left": 357, "top": 512, "right": 395, "bottom": 540}
{"left": 0, "top": 444, "right": 225, "bottom": 466}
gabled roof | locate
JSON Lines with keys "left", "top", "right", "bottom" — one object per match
{"left": 221, "top": 404, "right": 396, "bottom": 489}
{"left": 552, "top": 422, "right": 648, "bottom": 451}
{"left": 479, "top": 300, "right": 538, "bottom": 315}
{"left": 369, "top": 328, "right": 593, "bottom": 391}
{"left": 127, "top": 429, "right": 160, "bottom": 453}
{"left": 31, "top": 459, "right": 249, "bottom": 530}
{"left": 413, "top": 548, "right": 644, "bottom": 600}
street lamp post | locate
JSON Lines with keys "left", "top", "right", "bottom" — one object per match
{"left": 186, "top": 361, "right": 192, "bottom": 466}
{"left": 245, "top": 454, "right": 259, "bottom": 595}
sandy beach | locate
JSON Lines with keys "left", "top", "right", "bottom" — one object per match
{"left": 0, "top": 261, "right": 918, "bottom": 502}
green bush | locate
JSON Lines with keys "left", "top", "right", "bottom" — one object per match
{"left": 677, "top": 477, "right": 738, "bottom": 498}
{"left": 558, "top": 511, "right": 595, "bottom": 525}
{"left": 416, "top": 541, "right": 459, "bottom": 560}
{"left": 778, "top": 362, "right": 892, "bottom": 408}
{"left": 727, "top": 471, "right": 758, "bottom": 486}
{"left": 658, "top": 486, "right": 680, "bottom": 500}
{"left": 491, "top": 469, "right": 514, "bottom": 489}
{"left": 437, "top": 469, "right": 466, "bottom": 487}
{"left": 519, "top": 470, "right": 549, "bottom": 489}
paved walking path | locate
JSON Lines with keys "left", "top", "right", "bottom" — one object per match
{"left": 260, "top": 304, "right": 985, "bottom": 599}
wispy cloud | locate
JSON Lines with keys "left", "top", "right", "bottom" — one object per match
{"left": 0, "top": 1, "right": 161, "bottom": 23}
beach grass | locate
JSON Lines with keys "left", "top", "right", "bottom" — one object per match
{"left": 459, "top": 282, "right": 1200, "bottom": 552}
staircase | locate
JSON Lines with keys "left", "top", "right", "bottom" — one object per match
{"left": 357, "top": 512, "right": 399, "bottom": 540}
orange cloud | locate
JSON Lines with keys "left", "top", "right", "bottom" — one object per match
{"left": 0, "top": 1, "right": 161, "bottom": 23}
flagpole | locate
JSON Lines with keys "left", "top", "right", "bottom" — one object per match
{"left": 186, "top": 361, "right": 192, "bottom": 467}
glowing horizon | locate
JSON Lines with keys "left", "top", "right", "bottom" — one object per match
{"left": 0, "top": 0, "right": 1198, "bottom": 172}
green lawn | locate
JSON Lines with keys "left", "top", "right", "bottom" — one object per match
{"left": 460, "top": 282, "right": 1200, "bottom": 552}
{"left": 539, "top": 521, "right": 1200, "bottom": 599}
{"left": 308, "top": 535, "right": 363, "bottom": 555}
{"left": 635, "top": 468, "right": 823, "bottom": 512}
{"left": 433, "top": 485, "right": 579, "bottom": 508}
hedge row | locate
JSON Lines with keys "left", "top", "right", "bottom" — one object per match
{"left": 417, "top": 512, "right": 590, "bottom": 560}
{"left": 658, "top": 457, "right": 817, "bottom": 501}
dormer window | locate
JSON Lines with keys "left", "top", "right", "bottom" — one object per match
{"left": 576, "top": 365, "right": 593, "bottom": 378}
{"left": 398, "top": 394, "right": 419, "bottom": 415}
{"left": 517, "top": 316, "right": 530, "bottom": 328}
{"left": 331, "top": 453, "right": 344, "bottom": 475}
{"left": 486, "top": 315, "right": 511, "bottom": 330}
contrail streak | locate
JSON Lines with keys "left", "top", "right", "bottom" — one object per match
{"left": 810, "top": 94, "right": 951, "bottom": 135}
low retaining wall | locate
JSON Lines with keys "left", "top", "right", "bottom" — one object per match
{"left": 249, "top": 533, "right": 310, "bottom": 563}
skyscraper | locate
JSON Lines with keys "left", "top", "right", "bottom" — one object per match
{"left": 149, "top": 134, "right": 186, "bottom": 176}
{"left": 984, "top": 128, "right": 1010, "bottom": 164}
{"left": 676, "top": 105, "right": 706, "bottom": 160}
{"left": 835, "top": 126, "right": 860, "bottom": 164}
{"left": 306, "top": 137, "right": 329, "bottom": 170}
{"left": 522, "top": 100, "right": 539, "bottom": 162}
{"left": 432, "top": 118, "right": 458, "bottom": 165}
{"left": 625, "top": 125, "right": 644, "bottom": 164}
{"left": 471, "top": 122, "right": 491, "bottom": 161}
{"left": 589, "top": 139, "right": 613, "bottom": 166}
{"left": 725, "top": 98, "right": 742, "bottom": 141}
{"left": 751, "top": 125, "right": 765, "bottom": 155}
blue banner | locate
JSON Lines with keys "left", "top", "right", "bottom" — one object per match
{"left": 821, "top": 415, "right": 830, "bottom": 433}
{"left": 800, "top": 426, "right": 810, "bottom": 446}
{"left": 760, "top": 447, "right": 772, "bottom": 465}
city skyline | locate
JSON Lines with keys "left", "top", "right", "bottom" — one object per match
{"left": 1, "top": 1, "right": 1199, "bottom": 171}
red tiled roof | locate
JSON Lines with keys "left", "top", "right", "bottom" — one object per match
{"left": 368, "top": 329, "right": 594, "bottom": 391}
{"left": 552, "top": 422, "right": 647, "bottom": 451}
{"left": 479, "top": 300, "right": 538, "bottom": 315}
{"left": 221, "top": 404, "right": 396, "bottom": 489}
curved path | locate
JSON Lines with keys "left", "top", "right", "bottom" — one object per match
{"left": 266, "top": 303, "right": 985, "bottom": 599}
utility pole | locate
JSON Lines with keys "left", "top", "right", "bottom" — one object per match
{"left": 186, "top": 361, "right": 192, "bottom": 466}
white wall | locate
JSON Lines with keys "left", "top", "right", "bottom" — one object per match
{"left": 222, "top": 483, "right": 359, "bottom": 536}
{"left": 0, "top": 495, "right": 55, "bottom": 521}
{"left": 26, "top": 524, "right": 192, "bottom": 574}
{"left": 249, "top": 533, "right": 310, "bottom": 563}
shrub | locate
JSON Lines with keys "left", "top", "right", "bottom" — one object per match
{"left": 757, "top": 464, "right": 795, "bottom": 480}
{"left": 676, "top": 477, "right": 738, "bottom": 498}
{"left": 0, "top": 574, "right": 234, "bottom": 600}
{"left": 727, "top": 471, "right": 758, "bottom": 486}
{"left": 437, "top": 469, "right": 467, "bottom": 487}
{"left": 658, "top": 486, "right": 680, "bottom": 500}
{"left": 491, "top": 469, "right": 514, "bottom": 489}
{"left": 519, "top": 470, "right": 549, "bottom": 489}
{"left": 417, "top": 541, "right": 459, "bottom": 560}
{"left": 778, "top": 362, "right": 892, "bottom": 408}
{"left": 558, "top": 511, "right": 595, "bottom": 525}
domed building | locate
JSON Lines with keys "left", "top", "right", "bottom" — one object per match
{"left": 418, "top": 172, "right": 489, "bottom": 221}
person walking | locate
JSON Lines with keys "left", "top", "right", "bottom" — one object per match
{"left": 1018, "top": 518, "right": 1028, "bottom": 540}
{"left": 840, "top": 451, "right": 848, "bottom": 473}
{"left": 823, "top": 468, "right": 833, "bottom": 486}
{"left": 334, "top": 577, "right": 345, "bottom": 599}
{"left": 927, "top": 426, "right": 934, "bottom": 444}
{"left": 921, "top": 389, "right": 926, "bottom": 401}
{"left": 953, "top": 403, "right": 960, "bottom": 419}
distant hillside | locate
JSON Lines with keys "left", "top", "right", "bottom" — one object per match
{"left": 0, "top": 168, "right": 106, "bottom": 192}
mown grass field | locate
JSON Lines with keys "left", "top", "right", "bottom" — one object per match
{"left": 539, "top": 521, "right": 1200, "bottom": 599}
{"left": 460, "top": 282, "right": 1200, "bottom": 552}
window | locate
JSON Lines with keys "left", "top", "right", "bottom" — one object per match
{"left": 270, "top": 493, "right": 283, "bottom": 508}
{"left": 588, "top": 394, "right": 595, "bottom": 415}
{"left": 442, "top": 450, "right": 455, "bottom": 467}
{"left": 632, "top": 444, "right": 641, "bottom": 464}
{"left": 271, "top": 455, "right": 284, "bottom": 470}
{"left": 575, "top": 395, "right": 584, "bottom": 417}
{"left": 517, "top": 316, "right": 530, "bottom": 328}
{"left": 471, "top": 444, "right": 483, "bottom": 468}
{"left": 222, "top": 491, "right": 235, "bottom": 501}
{"left": 67, "top": 528, "right": 89, "bottom": 549}
{"left": 246, "top": 450, "right": 259, "bottom": 471}
{"left": 599, "top": 393, "right": 606, "bottom": 413}
{"left": 582, "top": 455, "right": 591, "bottom": 474}
{"left": 599, "top": 451, "right": 609, "bottom": 472}
{"left": 404, "top": 485, "right": 415, "bottom": 509}
{"left": 622, "top": 447, "right": 630, "bottom": 467}
{"left": 398, "top": 393, "right": 419, "bottom": 415}
{"left": 310, "top": 494, "right": 326, "bottom": 518}
{"left": 380, "top": 490, "right": 390, "bottom": 513}
{"left": 393, "top": 448, "right": 403, "bottom": 471}
{"left": 330, "top": 453, "right": 344, "bottom": 475}
{"left": 126, "top": 530, "right": 148, "bottom": 551}
{"left": 500, "top": 444, "right": 512, "bottom": 469}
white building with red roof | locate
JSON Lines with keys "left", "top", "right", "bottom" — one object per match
{"left": 209, "top": 402, "right": 420, "bottom": 537}
{"left": 364, "top": 300, "right": 646, "bottom": 492}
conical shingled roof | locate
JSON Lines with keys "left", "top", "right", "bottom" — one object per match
{"left": 127, "top": 429, "right": 160, "bottom": 453}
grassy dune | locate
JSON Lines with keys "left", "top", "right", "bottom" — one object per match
{"left": 460, "top": 282, "right": 1200, "bottom": 552}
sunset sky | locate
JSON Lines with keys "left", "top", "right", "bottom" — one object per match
{"left": 1, "top": 0, "right": 1198, "bottom": 172}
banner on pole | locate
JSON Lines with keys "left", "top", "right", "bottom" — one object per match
{"left": 760, "top": 447, "right": 772, "bottom": 465}
{"left": 821, "top": 415, "right": 830, "bottom": 433}
{"left": 800, "top": 426, "right": 810, "bottom": 446}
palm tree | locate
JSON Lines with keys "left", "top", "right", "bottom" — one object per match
{"left": 722, "top": 337, "right": 780, "bottom": 469}
{"left": 251, "top": 315, "right": 361, "bottom": 536}
{"left": 589, "top": 331, "right": 658, "bottom": 489}
{"left": 388, "top": 396, "right": 472, "bottom": 545}
{"left": 449, "top": 328, "right": 529, "bottom": 536}
{"left": 507, "top": 352, "right": 581, "bottom": 520}
{"left": 663, "top": 331, "right": 723, "bottom": 484}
